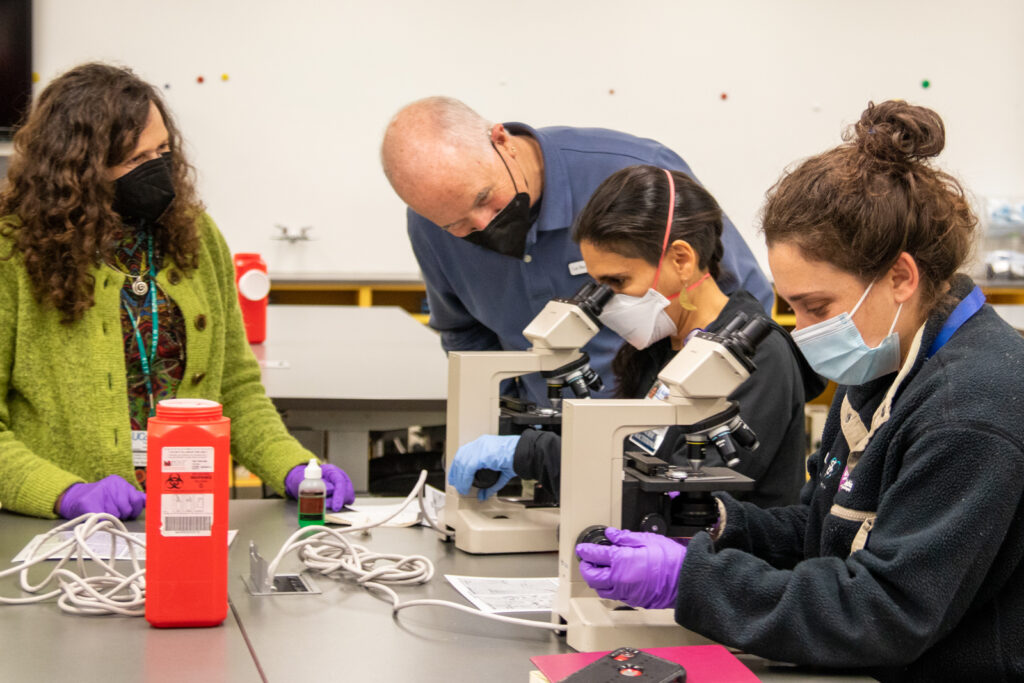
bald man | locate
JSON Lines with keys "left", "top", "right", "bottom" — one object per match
{"left": 381, "top": 97, "right": 772, "bottom": 405}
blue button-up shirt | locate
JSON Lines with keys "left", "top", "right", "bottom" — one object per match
{"left": 408, "top": 124, "right": 773, "bottom": 405}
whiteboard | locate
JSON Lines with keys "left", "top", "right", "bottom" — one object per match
{"left": 31, "top": 0, "right": 1024, "bottom": 278}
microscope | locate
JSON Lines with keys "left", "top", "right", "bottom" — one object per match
{"left": 555, "top": 313, "right": 771, "bottom": 652}
{"left": 443, "top": 283, "right": 612, "bottom": 554}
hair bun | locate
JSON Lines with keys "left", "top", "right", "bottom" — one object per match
{"left": 852, "top": 100, "right": 945, "bottom": 163}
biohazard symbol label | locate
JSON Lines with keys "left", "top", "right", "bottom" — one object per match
{"left": 166, "top": 473, "right": 184, "bottom": 490}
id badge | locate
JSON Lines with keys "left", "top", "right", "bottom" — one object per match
{"left": 568, "top": 260, "right": 588, "bottom": 276}
{"left": 131, "top": 429, "right": 148, "bottom": 468}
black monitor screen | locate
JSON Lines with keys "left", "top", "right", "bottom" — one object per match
{"left": 0, "top": 0, "right": 32, "bottom": 139}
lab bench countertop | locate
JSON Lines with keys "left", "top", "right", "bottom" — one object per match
{"left": 2, "top": 501, "right": 878, "bottom": 682}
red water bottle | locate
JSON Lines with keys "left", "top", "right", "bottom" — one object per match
{"left": 145, "top": 399, "right": 230, "bottom": 628}
{"left": 234, "top": 252, "right": 270, "bottom": 343}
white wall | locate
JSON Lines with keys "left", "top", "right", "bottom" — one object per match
{"left": 31, "top": 0, "right": 1024, "bottom": 277}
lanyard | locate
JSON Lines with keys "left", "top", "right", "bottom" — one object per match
{"left": 122, "top": 233, "right": 159, "bottom": 416}
{"left": 926, "top": 286, "right": 985, "bottom": 358}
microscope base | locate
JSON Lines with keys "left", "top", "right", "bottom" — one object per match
{"left": 451, "top": 505, "right": 559, "bottom": 554}
{"left": 565, "top": 597, "right": 713, "bottom": 652}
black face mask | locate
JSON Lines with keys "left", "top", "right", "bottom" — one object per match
{"left": 463, "top": 143, "right": 533, "bottom": 259}
{"left": 113, "top": 154, "right": 176, "bottom": 226}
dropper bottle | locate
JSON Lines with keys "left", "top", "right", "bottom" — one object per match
{"left": 297, "top": 458, "right": 326, "bottom": 527}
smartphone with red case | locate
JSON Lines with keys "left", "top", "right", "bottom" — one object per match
{"left": 561, "top": 647, "right": 686, "bottom": 682}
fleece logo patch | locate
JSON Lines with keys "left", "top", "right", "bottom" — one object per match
{"left": 839, "top": 466, "right": 854, "bottom": 493}
{"left": 820, "top": 455, "right": 842, "bottom": 490}
{"left": 823, "top": 456, "right": 841, "bottom": 479}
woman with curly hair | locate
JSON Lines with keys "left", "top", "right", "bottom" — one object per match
{"left": 573, "top": 100, "right": 1024, "bottom": 680}
{"left": 0, "top": 62, "right": 353, "bottom": 519}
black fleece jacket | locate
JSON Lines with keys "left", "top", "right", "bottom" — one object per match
{"left": 514, "top": 290, "right": 821, "bottom": 508}
{"left": 674, "top": 276, "right": 1024, "bottom": 681}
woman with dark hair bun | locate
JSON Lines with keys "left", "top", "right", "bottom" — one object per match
{"left": 449, "top": 165, "right": 818, "bottom": 510}
{"left": 575, "top": 101, "right": 1024, "bottom": 681}
{"left": 0, "top": 63, "right": 354, "bottom": 519}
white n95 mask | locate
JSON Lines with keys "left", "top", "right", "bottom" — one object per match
{"left": 599, "top": 289, "right": 678, "bottom": 350}
{"left": 791, "top": 280, "right": 903, "bottom": 386}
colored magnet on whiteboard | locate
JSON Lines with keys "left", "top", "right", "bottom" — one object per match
{"left": 164, "top": 83, "right": 171, "bottom": 90}
{"left": 221, "top": 73, "right": 229, "bottom": 82}
{"left": 921, "top": 79, "right": 931, "bottom": 89}
{"left": 31, "top": 72, "right": 40, "bottom": 83}
{"left": 197, "top": 76, "right": 205, "bottom": 84}
{"left": 608, "top": 88, "right": 615, "bottom": 95}
{"left": 720, "top": 92, "right": 728, "bottom": 100}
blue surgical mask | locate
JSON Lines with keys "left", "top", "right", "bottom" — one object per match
{"left": 791, "top": 281, "right": 903, "bottom": 386}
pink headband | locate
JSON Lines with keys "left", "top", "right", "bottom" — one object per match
{"left": 652, "top": 169, "right": 675, "bottom": 289}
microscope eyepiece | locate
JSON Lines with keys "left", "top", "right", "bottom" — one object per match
{"left": 739, "top": 316, "right": 772, "bottom": 348}
{"left": 569, "top": 282, "right": 614, "bottom": 324}
{"left": 722, "top": 314, "right": 773, "bottom": 364}
{"left": 719, "top": 312, "right": 749, "bottom": 337}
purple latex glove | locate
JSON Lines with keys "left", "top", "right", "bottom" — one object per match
{"left": 285, "top": 463, "right": 355, "bottom": 512}
{"left": 57, "top": 474, "right": 146, "bottom": 520}
{"left": 575, "top": 527, "right": 686, "bottom": 609}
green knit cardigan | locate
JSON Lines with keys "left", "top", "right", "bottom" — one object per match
{"left": 0, "top": 213, "right": 312, "bottom": 517}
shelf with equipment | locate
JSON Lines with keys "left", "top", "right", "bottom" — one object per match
{"left": 980, "top": 282, "right": 1024, "bottom": 305}
{"left": 267, "top": 272, "right": 429, "bottom": 323}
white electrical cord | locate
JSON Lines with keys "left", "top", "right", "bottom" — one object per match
{"left": 0, "top": 513, "right": 146, "bottom": 616}
{"left": 266, "top": 470, "right": 566, "bottom": 633}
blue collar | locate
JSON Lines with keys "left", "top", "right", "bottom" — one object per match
{"left": 926, "top": 286, "right": 985, "bottom": 358}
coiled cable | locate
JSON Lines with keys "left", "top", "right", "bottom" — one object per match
{"left": 266, "top": 470, "right": 565, "bottom": 633}
{"left": 0, "top": 513, "right": 146, "bottom": 616}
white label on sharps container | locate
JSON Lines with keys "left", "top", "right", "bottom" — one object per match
{"left": 162, "top": 493, "right": 213, "bottom": 536}
{"left": 131, "top": 430, "right": 148, "bottom": 468}
{"left": 161, "top": 446, "right": 215, "bottom": 472}
{"left": 568, "top": 260, "right": 588, "bottom": 276}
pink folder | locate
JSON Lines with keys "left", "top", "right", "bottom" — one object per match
{"left": 530, "top": 644, "right": 759, "bottom": 682}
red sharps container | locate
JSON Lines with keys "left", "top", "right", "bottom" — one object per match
{"left": 145, "top": 398, "right": 230, "bottom": 628}
{"left": 234, "top": 252, "right": 271, "bottom": 343}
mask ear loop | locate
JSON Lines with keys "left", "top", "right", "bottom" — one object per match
{"left": 886, "top": 303, "right": 904, "bottom": 336}
{"left": 848, "top": 278, "right": 903, "bottom": 342}
{"left": 491, "top": 140, "right": 528, "bottom": 195}
{"left": 849, "top": 280, "right": 876, "bottom": 318}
